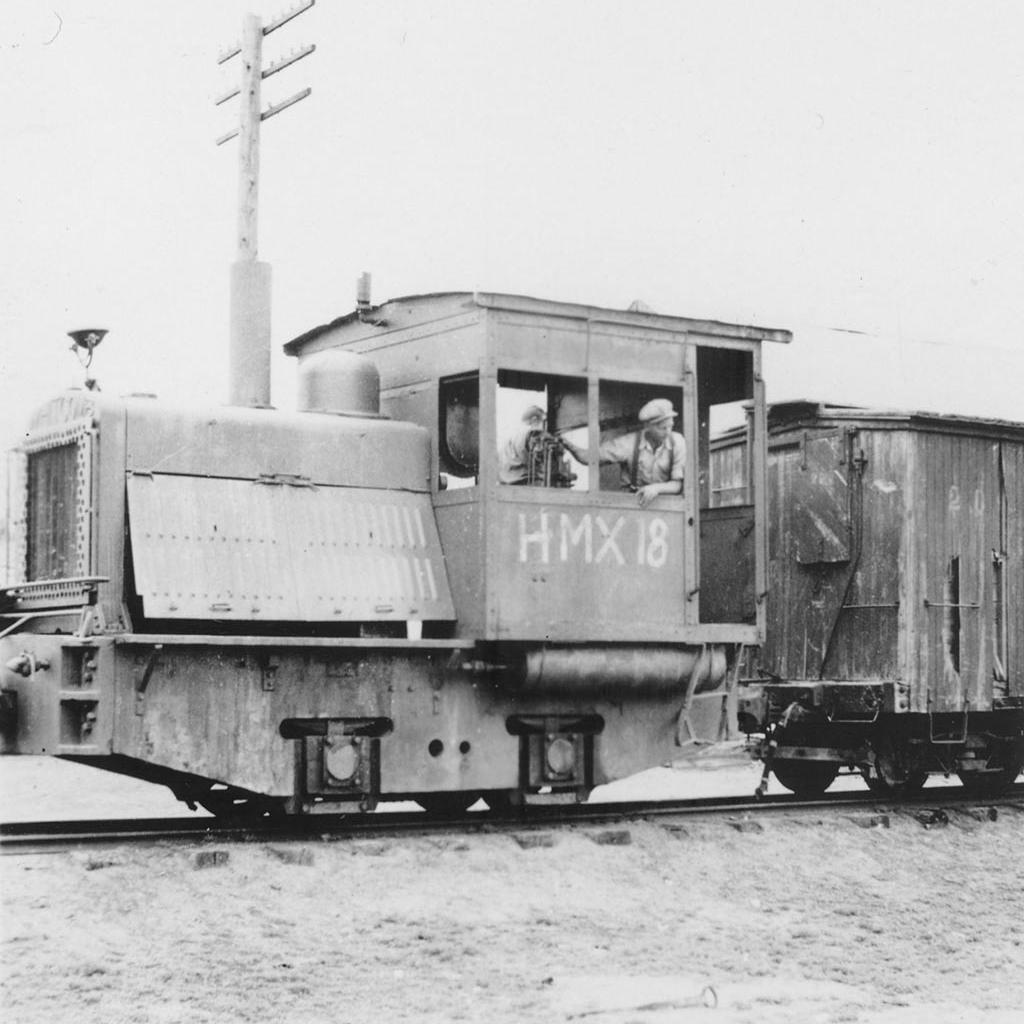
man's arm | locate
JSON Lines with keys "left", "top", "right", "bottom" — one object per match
{"left": 636, "top": 433, "right": 685, "bottom": 507}
{"left": 636, "top": 478, "right": 682, "bottom": 508}
{"left": 563, "top": 434, "right": 630, "bottom": 466}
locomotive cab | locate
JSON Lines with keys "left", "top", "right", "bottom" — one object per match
{"left": 287, "top": 293, "right": 790, "bottom": 802}
{"left": 287, "top": 293, "right": 787, "bottom": 646}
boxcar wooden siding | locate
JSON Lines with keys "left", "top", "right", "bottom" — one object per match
{"left": 766, "top": 429, "right": 903, "bottom": 681}
{"left": 909, "top": 434, "right": 1016, "bottom": 712}
{"left": 755, "top": 408, "right": 1024, "bottom": 713}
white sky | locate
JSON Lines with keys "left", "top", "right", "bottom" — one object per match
{"left": 3, "top": 0, "right": 1024, "bottom": 450}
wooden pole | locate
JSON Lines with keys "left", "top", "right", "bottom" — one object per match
{"left": 229, "top": 13, "right": 272, "bottom": 406}
{"left": 237, "top": 13, "right": 262, "bottom": 261}
{"left": 220, "top": 4, "right": 314, "bottom": 407}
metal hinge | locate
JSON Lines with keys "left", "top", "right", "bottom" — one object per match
{"left": 135, "top": 644, "right": 164, "bottom": 715}
{"left": 255, "top": 473, "right": 315, "bottom": 488}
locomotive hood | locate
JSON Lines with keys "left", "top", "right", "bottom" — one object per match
{"left": 24, "top": 389, "right": 432, "bottom": 492}
{"left": 16, "top": 389, "right": 454, "bottom": 626}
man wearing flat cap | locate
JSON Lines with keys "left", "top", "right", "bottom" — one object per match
{"left": 565, "top": 398, "right": 685, "bottom": 507}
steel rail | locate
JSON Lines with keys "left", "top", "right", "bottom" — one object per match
{"left": 3, "top": 782, "right": 1022, "bottom": 855}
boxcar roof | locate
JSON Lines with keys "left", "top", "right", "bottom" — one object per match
{"left": 283, "top": 291, "right": 793, "bottom": 355}
{"left": 767, "top": 400, "right": 1024, "bottom": 442}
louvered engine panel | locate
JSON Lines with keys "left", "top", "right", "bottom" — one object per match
{"left": 127, "top": 474, "right": 454, "bottom": 622}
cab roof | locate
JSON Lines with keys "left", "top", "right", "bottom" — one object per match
{"left": 283, "top": 291, "right": 793, "bottom": 356}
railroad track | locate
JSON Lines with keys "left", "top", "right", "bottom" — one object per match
{"left": 4, "top": 782, "right": 1023, "bottom": 854}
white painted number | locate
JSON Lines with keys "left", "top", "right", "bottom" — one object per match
{"left": 518, "top": 512, "right": 671, "bottom": 568}
{"left": 646, "top": 518, "right": 669, "bottom": 568}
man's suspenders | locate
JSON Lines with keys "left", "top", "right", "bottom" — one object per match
{"left": 629, "top": 430, "right": 673, "bottom": 490}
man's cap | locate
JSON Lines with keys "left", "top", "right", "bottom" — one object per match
{"left": 522, "top": 405, "right": 547, "bottom": 422}
{"left": 638, "top": 398, "right": 676, "bottom": 423}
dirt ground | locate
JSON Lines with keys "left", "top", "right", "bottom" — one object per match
{"left": 2, "top": 755, "right": 1023, "bottom": 1024}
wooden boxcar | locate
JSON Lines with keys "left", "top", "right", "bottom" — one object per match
{"left": 725, "top": 402, "right": 1024, "bottom": 795}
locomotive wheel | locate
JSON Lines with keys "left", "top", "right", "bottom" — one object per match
{"left": 862, "top": 736, "right": 928, "bottom": 797}
{"left": 178, "top": 781, "right": 287, "bottom": 820}
{"left": 198, "top": 794, "right": 287, "bottom": 820}
{"left": 957, "top": 762, "right": 1023, "bottom": 797}
{"left": 771, "top": 759, "right": 839, "bottom": 797}
{"left": 415, "top": 792, "right": 482, "bottom": 815}
{"left": 481, "top": 790, "right": 521, "bottom": 813}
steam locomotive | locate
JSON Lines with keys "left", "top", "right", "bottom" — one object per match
{"left": 0, "top": 291, "right": 788, "bottom": 815}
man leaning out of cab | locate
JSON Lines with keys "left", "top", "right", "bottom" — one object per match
{"left": 563, "top": 398, "right": 684, "bottom": 508}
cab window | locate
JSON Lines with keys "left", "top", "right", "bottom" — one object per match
{"left": 439, "top": 372, "right": 479, "bottom": 487}
{"left": 496, "top": 369, "right": 588, "bottom": 490}
{"left": 596, "top": 380, "right": 685, "bottom": 494}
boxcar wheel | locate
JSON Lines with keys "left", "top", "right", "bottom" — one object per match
{"left": 863, "top": 736, "right": 928, "bottom": 797}
{"left": 957, "top": 763, "right": 1023, "bottom": 797}
{"left": 416, "top": 792, "right": 482, "bottom": 815}
{"left": 771, "top": 759, "right": 838, "bottom": 797}
{"left": 863, "top": 770, "right": 928, "bottom": 797}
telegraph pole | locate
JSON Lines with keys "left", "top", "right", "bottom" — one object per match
{"left": 216, "top": 1, "right": 315, "bottom": 407}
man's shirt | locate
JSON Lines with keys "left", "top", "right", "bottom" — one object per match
{"left": 498, "top": 426, "right": 536, "bottom": 484}
{"left": 598, "top": 430, "right": 686, "bottom": 490}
